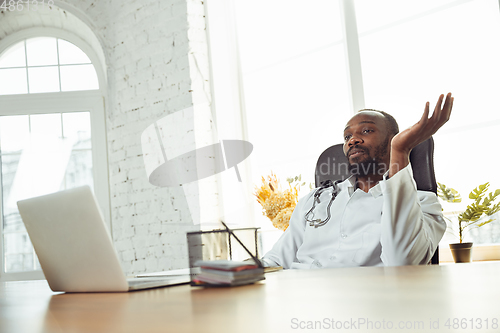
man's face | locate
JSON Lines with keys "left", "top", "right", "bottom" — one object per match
{"left": 343, "top": 112, "right": 392, "bottom": 176}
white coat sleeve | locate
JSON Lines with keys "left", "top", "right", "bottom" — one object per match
{"left": 261, "top": 191, "right": 314, "bottom": 269}
{"left": 379, "top": 164, "right": 446, "bottom": 265}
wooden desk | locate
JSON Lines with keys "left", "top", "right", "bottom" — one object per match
{"left": 1, "top": 262, "right": 500, "bottom": 333}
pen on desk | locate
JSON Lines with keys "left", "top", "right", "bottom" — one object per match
{"left": 220, "top": 221, "right": 263, "bottom": 268}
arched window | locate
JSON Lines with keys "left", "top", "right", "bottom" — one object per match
{"left": 0, "top": 37, "right": 99, "bottom": 94}
{"left": 0, "top": 32, "right": 109, "bottom": 281}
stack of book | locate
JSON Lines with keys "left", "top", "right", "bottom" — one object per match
{"left": 192, "top": 260, "right": 265, "bottom": 286}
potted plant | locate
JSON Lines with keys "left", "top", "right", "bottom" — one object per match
{"left": 437, "top": 182, "right": 500, "bottom": 263}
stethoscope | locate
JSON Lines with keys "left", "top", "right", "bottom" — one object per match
{"left": 304, "top": 179, "right": 342, "bottom": 228}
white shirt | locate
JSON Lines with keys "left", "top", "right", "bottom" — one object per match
{"left": 262, "top": 164, "right": 446, "bottom": 269}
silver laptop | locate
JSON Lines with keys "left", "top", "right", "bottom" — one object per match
{"left": 17, "top": 186, "right": 190, "bottom": 292}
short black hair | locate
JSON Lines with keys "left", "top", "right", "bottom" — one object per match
{"left": 358, "top": 109, "right": 399, "bottom": 136}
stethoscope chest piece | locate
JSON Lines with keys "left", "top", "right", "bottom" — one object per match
{"left": 304, "top": 179, "right": 341, "bottom": 228}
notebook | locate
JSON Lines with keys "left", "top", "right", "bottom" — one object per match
{"left": 17, "top": 186, "right": 190, "bottom": 292}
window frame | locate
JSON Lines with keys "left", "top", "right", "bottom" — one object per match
{"left": 0, "top": 29, "right": 110, "bottom": 281}
{"left": 0, "top": 27, "right": 107, "bottom": 90}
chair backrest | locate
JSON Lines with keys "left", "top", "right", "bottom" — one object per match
{"left": 314, "top": 137, "right": 439, "bottom": 264}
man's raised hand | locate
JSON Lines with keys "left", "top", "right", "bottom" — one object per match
{"left": 389, "top": 93, "right": 454, "bottom": 177}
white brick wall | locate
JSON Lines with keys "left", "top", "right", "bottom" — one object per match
{"left": 1, "top": 0, "right": 216, "bottom": 275}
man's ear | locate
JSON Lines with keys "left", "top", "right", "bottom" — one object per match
{"left": 386, "top": 135, "right": 395, "bottom": 156}
{"left": 388, "top": 134, "right": 396, "bottom": 147}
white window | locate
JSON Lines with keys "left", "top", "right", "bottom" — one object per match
{"left": 207, "top": 0, "right": 500, "bottom": 259}
{"left": 353, "top": 0, "right": 500, "bottom": 251}
{"left": 0, "top": 34, "right": 109, "bottom": 281}
{"left": 206, "top": 0, "right": 352, "bottom": 251}
{"left": 0, "top": 37, "right": 99, "bottom": 95}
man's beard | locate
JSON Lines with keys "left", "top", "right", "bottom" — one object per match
{"left": 347, "top": 137, "right": 389, "bottom": 177}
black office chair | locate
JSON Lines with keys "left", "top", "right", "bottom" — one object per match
{"left": 314, "top": 137, "right": 439, "bottom": 265}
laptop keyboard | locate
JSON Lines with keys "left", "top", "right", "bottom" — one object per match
{"left": 127, "top": 275, "right": 191, "bottom": 287}
{"left": 128, "top": 278, "right": 176, "bottom": 285}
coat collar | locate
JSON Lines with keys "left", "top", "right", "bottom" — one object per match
{"left": 337, "top": 175, "right": 383, "bottom": 198}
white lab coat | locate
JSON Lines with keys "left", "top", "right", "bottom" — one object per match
{"left": 262, "top": 164, "right": 446, "bottom": 269}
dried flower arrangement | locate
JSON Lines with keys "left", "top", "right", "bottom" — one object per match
{"left": 254, "top": 173, "right": 309, "bottom": 231}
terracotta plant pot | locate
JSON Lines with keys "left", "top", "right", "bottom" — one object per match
{"left": 449, "top": 242, "right": 473, "bottom": 263}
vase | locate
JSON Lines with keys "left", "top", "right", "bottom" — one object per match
{"left": 449, "top": 242, "right": 473, "bottom": 263}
